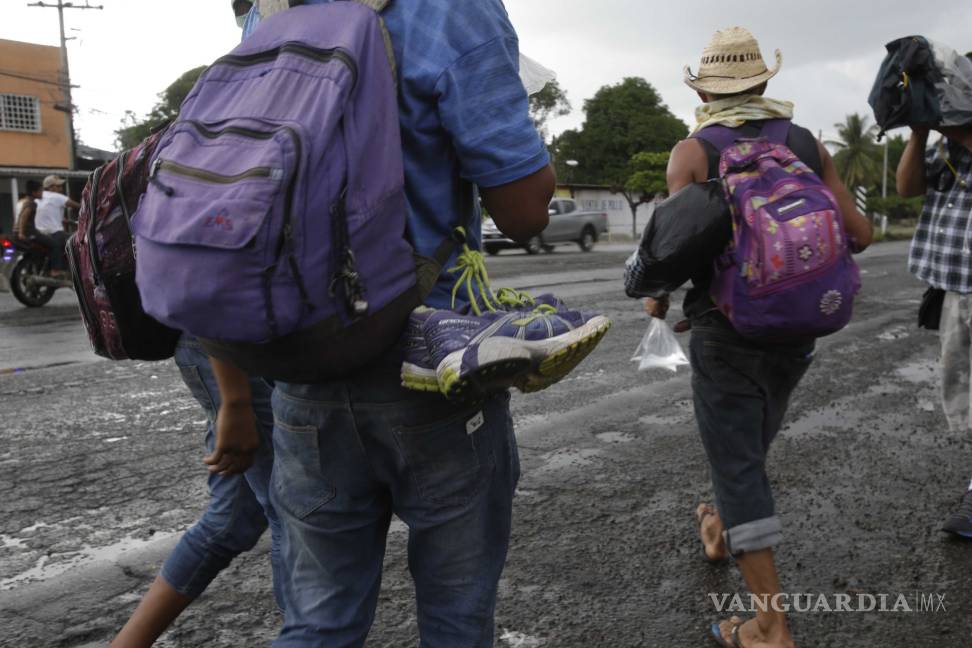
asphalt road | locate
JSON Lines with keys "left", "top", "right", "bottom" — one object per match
{"left": 2, "top": 240, "right": 971, "bottom": 647}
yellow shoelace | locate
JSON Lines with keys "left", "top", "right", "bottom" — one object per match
{"left": 448, "top": 233, "right": 500, "bottom": 315}
{"left": 496, "top": 287, "right": 537, "bottom": 309}
{"left": 511, "top": 304, "right": 557, "bottom": 326}
{"left": 448, "top": 227, "right": 545, "bottom": 316}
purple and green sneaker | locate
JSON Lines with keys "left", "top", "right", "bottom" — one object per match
{"left": 422, "top": 310, "right": 533, "bottom": 404}
{"left": 513, "top": 307, "right": 612, "bottom": 394}
{"left": 403, "top": 227, "right": 610, "bottom": 402}
{"left": 400, "top": 307, "right": 438, "bottom": 392}
{"left": 423, "top": 305, "right": 611, "bottom": 404}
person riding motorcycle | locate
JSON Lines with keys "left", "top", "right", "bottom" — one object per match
{"left": 16, "top": 179, "right": 69, "bottom": 278}
{"left": 35, "top": 175, "right": 79, "bottom": 277}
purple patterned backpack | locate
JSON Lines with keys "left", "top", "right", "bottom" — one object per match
{"left": 695, "top": 120, "right": 860, "bottom": 340}
{"left": 68, "top": 128, "right": 182, "bottom": 361}
{"left": 131, "top": 1, "right": 421, "bottom": 382}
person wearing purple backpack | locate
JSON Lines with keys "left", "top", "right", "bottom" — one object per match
{"left": 646, "top": 27, "right": 872, "bottom": 648}
{"left": 204, "top": 1, "right": 555, "bottom": 646}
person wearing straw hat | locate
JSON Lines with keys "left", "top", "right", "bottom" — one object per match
{"left": 645, "top": 27, "right": 872, "bottom": 648}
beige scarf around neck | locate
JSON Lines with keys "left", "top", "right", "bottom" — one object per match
{"left": 693, "top": 95, "right": 795, "bottom": 133}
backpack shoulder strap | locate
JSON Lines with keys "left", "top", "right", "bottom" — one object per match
{"left": 693, "top": 125, "right": 743, "bottom": 152}
{"left": 349, "top": 0, "right": 397, "bottom": 81}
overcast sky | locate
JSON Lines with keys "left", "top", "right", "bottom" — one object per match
{"left": 2, "top": 0, "right": 970, "bottom": 153}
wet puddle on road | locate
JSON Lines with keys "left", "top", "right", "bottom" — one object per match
{"left": 895, "top": 359, "right": 937, "bottom": 384}
{"left": 499, "top": 629, "right": 546, "bottom": 647}
{"left": 595, "top": 431, "right": 638, "bottom": 444}
{"left": 0, "top": 530, "right": 175, "bottom": 591}
{"left": 637, "top": 400, "right": 694, "bottom": 430}
{"left": 784, "top": 359, "right": 940, "bottom": 438}
{"left": 0, "top": 535, "right": 28, "bottom": 550}
{"left": 877, "top": 325, "right": 911, "bottom": 341}
{"left": 536, "top": 448, "right": 602, "bottom": 473}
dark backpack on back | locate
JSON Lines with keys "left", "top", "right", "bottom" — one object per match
{"left": 868, "top": 36, "right": 944, "bottom": 139}
{"left": 67, "top": 128, "right": 182, "bottom": 361}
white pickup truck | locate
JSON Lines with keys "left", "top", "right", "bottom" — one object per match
{"left": 481, "top": 198, "right": 609, "bottom": 255}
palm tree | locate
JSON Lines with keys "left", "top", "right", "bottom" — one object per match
{"left": 827, "top": 113, "right": 882, "bottom": 190}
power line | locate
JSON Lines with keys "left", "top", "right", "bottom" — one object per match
{"left": 0, "top": 70, "right": 78, "bottom": 88}
{"left": 27, "top": 0, "right": 104, "bottom": 171}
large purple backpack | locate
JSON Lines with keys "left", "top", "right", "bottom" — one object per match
{"left": 132, "top": 1, "right": 421, "bottom": 382}
{"left": 695, "top": 120, "right": 861, "bottom": 340}
{"left": 67, "top": 128, "right": 182, "bottom": 361}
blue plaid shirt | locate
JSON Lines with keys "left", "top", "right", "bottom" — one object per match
{"left": 243, "top": 1, "right": 549, "bottom": 308}
{"left": 909, "top": 140, "right": 972, "bottom": 293}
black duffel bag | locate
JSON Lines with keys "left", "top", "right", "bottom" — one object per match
{"left": 624, "top": 180, "right": 731, "bottom": 298}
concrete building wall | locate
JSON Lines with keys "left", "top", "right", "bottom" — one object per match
{"left": 0, "top": 39, "right": 71, "bottom": 170}
{"left": 0, "top": 39, "right": 72, "bottom": 233}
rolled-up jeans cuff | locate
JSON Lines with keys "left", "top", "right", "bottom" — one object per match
{"left": 724, "top": 516, "right": 782, "bottom": 555}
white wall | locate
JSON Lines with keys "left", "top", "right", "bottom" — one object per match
{"left": 568, "top": 187, "right": 657, "bottom": 238}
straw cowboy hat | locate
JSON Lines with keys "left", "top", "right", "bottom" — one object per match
{"left": 683, "top": 27, "right": 782, "bottom": 95}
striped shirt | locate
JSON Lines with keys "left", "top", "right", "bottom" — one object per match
{"left": 909, "top": 140, "right": 972, "bottom": 293}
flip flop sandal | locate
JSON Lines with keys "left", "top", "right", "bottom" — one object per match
{"left": 709, "top": 619, "right": 745, "bottom": 648}
{"left": 696, "top": 505, "right": 728, "bottom": 564}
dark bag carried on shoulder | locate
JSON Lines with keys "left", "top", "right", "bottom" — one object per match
{"left": 918, "top": 287, "right": 945, "bottom": 330}
{"left": 624, "top": 180, "right": 731, "bottom": 298}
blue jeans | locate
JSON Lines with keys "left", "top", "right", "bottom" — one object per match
{"left": 269, "top": 361, "right": 520, "bottom": 647}
{"left": 689, "top": 317, "right": 813, "bottom": 555}
{"left": 161, "top": 335, "right": 284, "bottom": 606}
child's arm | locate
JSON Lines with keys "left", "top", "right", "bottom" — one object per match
{"left": 205, "top": 356, "right": 259, "bottom": 476}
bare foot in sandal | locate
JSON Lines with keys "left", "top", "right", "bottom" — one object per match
{"left": 711, "top": 616, "right": 795, "bottom": 648}
{"left": 696, "top": 503, "right": 729, "bottom": 562}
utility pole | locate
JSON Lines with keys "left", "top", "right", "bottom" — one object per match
{"left": 27, "top": 0, "right": 103, "bottom": 171}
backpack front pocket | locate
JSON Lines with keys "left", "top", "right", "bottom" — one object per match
{"left": 134, "top": 120, "right": 301, "bottom": 254}
{"left": 132, "top": 120, "right": 307, "bottom": 342}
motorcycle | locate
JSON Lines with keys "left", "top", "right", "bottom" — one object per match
{"left": 0, "top": 235, "right": 73, "bottom": 307}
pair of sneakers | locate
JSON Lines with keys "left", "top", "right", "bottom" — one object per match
{"left": 401, "top": 232, "right": 611, "bottom": 404}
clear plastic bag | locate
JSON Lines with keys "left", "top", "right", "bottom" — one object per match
{"left": 631, "top": 317, "right": 689, "bottom": 372}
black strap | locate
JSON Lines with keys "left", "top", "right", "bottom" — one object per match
{"left": 329, "top": 190, "right": 369, "bottom": 318}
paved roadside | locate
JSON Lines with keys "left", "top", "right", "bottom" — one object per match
{"left": 4, "top": 241, "right": 972, "bottom": 647}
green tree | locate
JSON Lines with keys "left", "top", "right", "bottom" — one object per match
{"left": 827, "top": 113, "right": 881, "bottom": 190}
{"left": 116, "top": 66, "right": 207, "bottom": 149}
{"left": 529, "top": 79, "right": 571, "bottom": 142}
{"left": 623, "top": 151, "right": 669, "bottom": 238}
{"left": 554, "top": 77, "right": 687, "bottom": 227}
{"left": 880, "top": 133, "right": 908, "bottom": 195}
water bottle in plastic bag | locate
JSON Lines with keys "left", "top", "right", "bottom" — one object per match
{"left": 631, "top": 317, "right": 689, "bottom": 372}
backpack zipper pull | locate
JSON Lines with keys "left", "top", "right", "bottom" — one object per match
{"left": 149, "top": 158, "right": 176, "bottom": 197}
